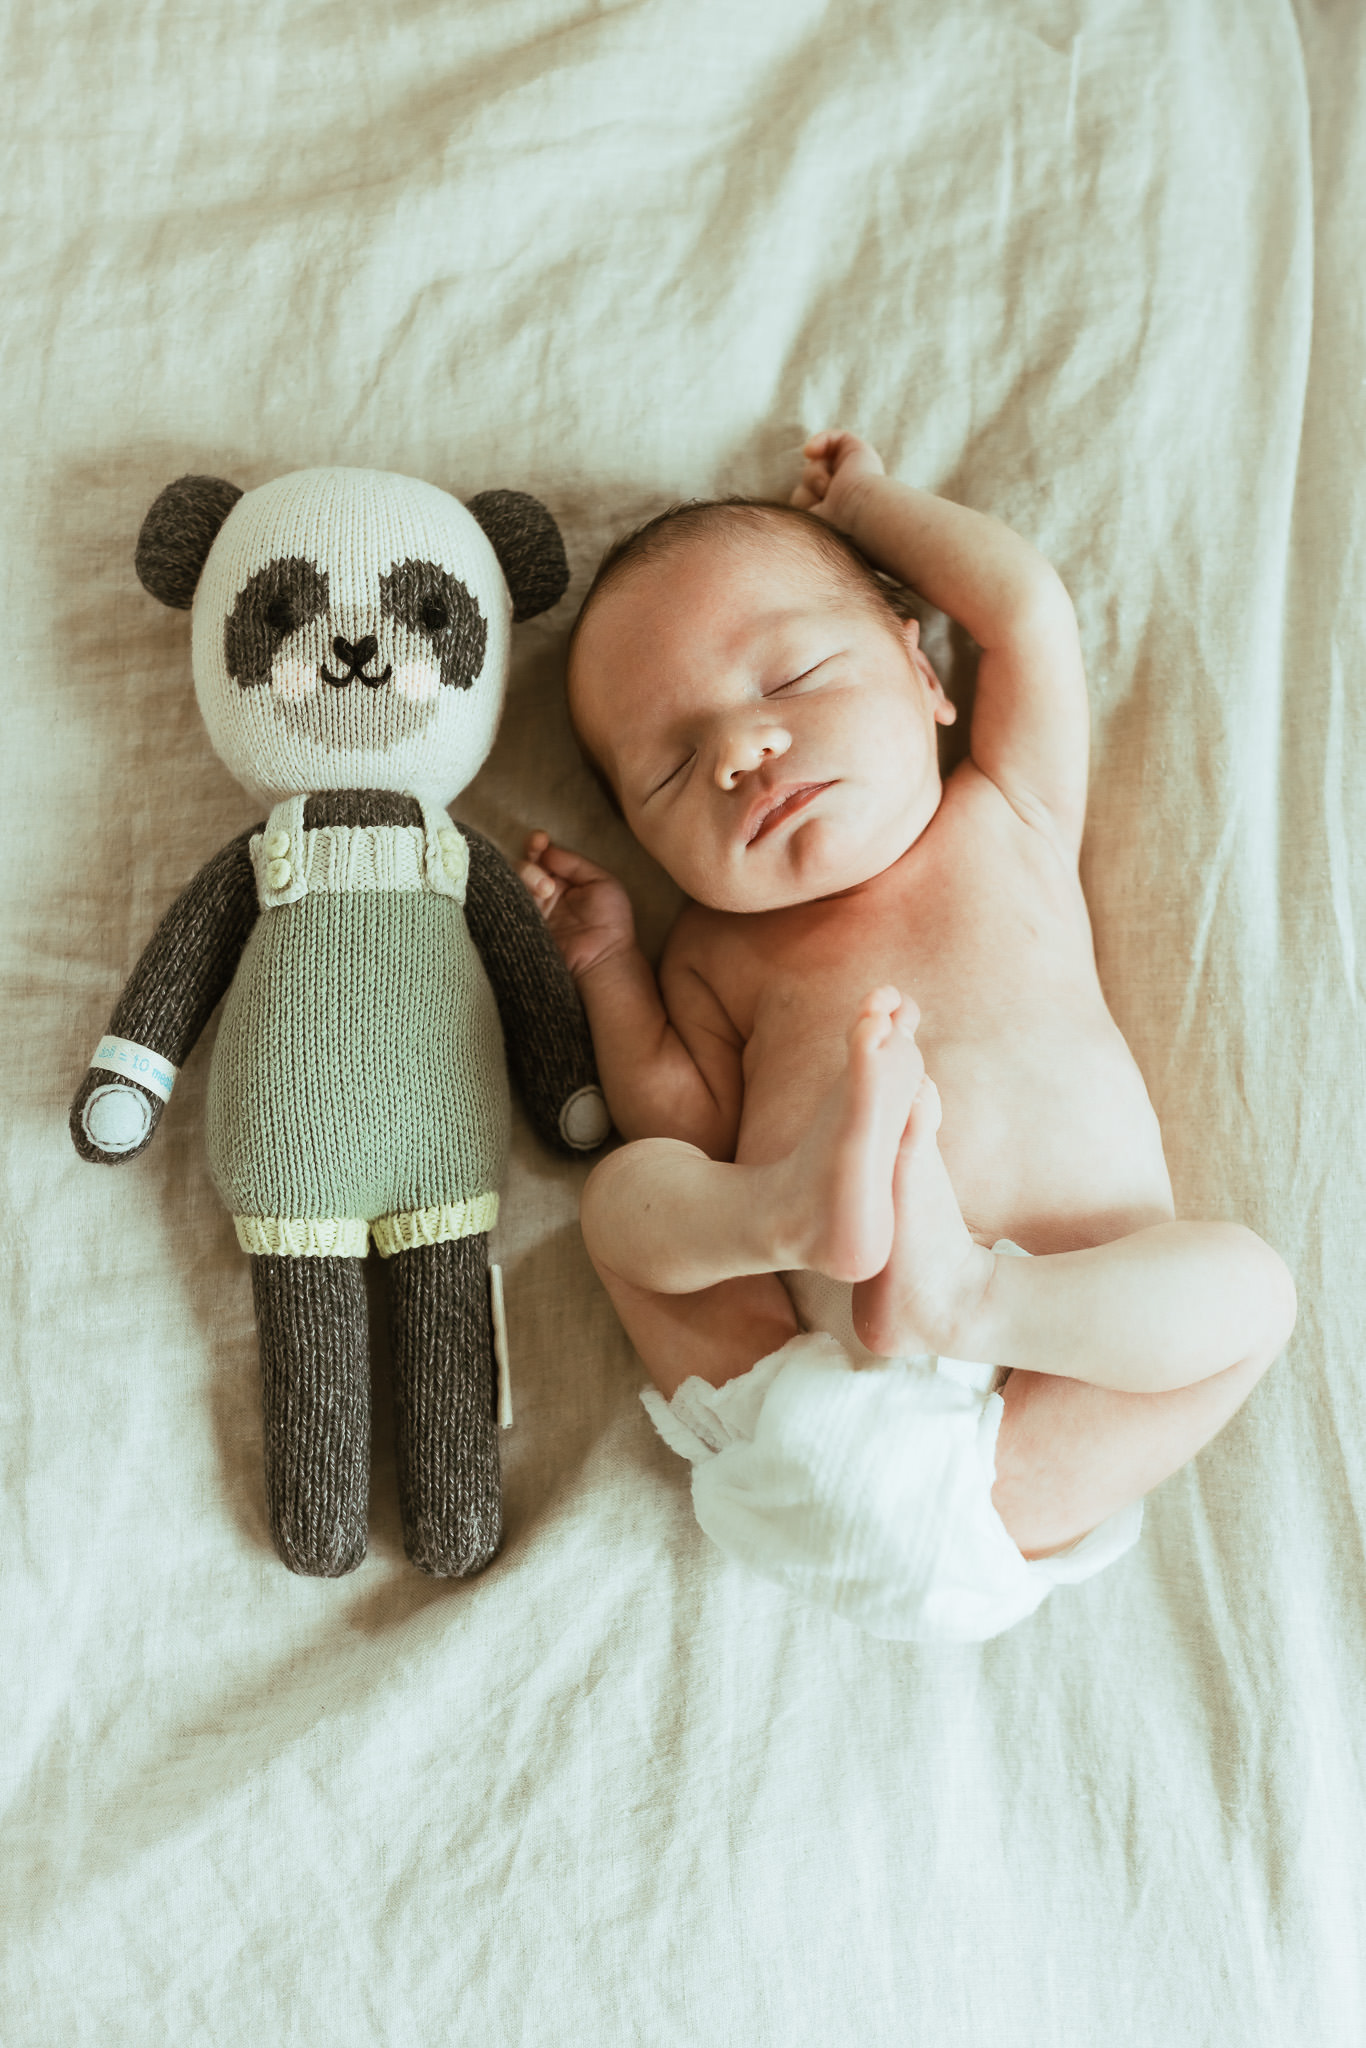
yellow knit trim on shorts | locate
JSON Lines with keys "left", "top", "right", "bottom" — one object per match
{"left": 372, "top": 1192, "right": 499, "bottom": 1257}
{"left": 234, "top": 1214, "right": 371, "bottom": 1258}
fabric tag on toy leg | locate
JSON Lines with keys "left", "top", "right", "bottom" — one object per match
{"left": 490, "top": 1262, "right": 513, "bottom": 1429}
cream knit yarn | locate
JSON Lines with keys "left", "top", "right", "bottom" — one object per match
{"left": 190, "top": 469, "right": 513, "bottom": 806}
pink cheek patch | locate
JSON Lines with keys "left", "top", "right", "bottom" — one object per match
{"left": 391, "top": 660, "right": 442, "bottom": 702}
{"left": 271, "top": 658, "right": 320, "bottom": 703}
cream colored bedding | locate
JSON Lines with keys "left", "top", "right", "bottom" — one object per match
{"left": 4, "top": 2, "right": 1364, "bottom": 2040}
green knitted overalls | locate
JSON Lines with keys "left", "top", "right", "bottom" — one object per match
{"left": 206, "top": 794, "right": 510, "bottom": 1258}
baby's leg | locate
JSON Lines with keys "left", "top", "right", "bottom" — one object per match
{"left": 591, "top": 1259, "right": 799, "bottom": 1400}
{"left": 854, "top": 1087, "right": 1297, "bottom": 1395}
{"left": 604, "top": 1231, "right": 1284, "bottom": 1563}
{"left": 992, "top": 1345, "right": 1279, "bottom": 1558}
{"left": 581, "top": 988, "right": 924, "bottom": 1296}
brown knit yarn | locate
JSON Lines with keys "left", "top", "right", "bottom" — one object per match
{"left": 252, "top": 1253, "right": 371, "bottom": 1576}
{"left": 302, "top": 789, "right": 422, "bottom": 830}
{"left": 465, "top": 489, "right": 569, "bottom": 623}
{"left": 135, "top": 474, "right": 245, "bottom": 610}
{"left": 462, "top": 826, "right": 601, "bottom": 1152}
{"left": 69, "top": 825, "right": 262, "bottom": 1164}
{"left": 388, "top": 1233, "right": 501, "bottom": 1576}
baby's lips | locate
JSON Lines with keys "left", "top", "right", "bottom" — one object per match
{"left": 744, "top": 781, "right": 831, "bottom": 846}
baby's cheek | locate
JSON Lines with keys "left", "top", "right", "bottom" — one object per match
{"left": 271, "top": 658, "right": 319, "bottom": 703}
{"left": 391, "top": 659, "right": 442, "bottom": 702}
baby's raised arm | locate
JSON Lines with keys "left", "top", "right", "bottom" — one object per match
{"left": 795, "top": 431, "right": 1089, "bottom": 851}
{"left": 520, "top": 833, "right": 744, "bottom": 1158}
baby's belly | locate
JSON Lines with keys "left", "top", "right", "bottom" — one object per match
{"left": 739, "top": 1019, "right": 1175, "bottom": 1255}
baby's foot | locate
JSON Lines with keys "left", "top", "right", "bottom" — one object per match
{"left": 852, "top": 1081, "right": 991, "bottom": 1358}
{"left": 777, "top": 988, "right": 925, "bottom": 1284}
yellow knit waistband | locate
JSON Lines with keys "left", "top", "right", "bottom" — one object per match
{"left": 372, "top": 1194, "right": 499, "bottom": 1256}
{"left": 234, "top": 1192, "right": 499, "bottom": 1260}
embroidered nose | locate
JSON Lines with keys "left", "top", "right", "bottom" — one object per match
{"left": 333, "top": 635, "right": 378, "bottom": 673}
{"left": 321, "top": 634, "right": 391, "bottom": 688}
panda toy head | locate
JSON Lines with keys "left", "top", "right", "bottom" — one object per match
{"left": 136, "top": 467, "right": 569, "bottom": 805}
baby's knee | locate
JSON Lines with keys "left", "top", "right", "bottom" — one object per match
{"left": 1218, "top": 1223, "right": 1297, "bottom": 1366}
{"left": 1255, "top": 1237, "right": 1298, "bottom": 1359}
{"left": 579, "top": 1136, "right": 708, "bottom": 1256}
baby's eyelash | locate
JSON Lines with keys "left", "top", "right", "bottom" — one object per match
{"left": 649, "top": 752, "right": 695, "bottom": 797}
{"left": 767, "top": 659, "right": 827, "bottom": 694}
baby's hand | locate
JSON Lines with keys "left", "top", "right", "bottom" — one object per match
{"left": 791, "top": 429, "right": 885, "bottom": 529}
{"left": 519, "top": 831, "right": 638, "bottom": 983}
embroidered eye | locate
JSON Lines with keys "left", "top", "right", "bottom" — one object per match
{"left": 224, "top": 557, "right": 330, "bottom": 687}
{"left": 379, "top": 557, "right": 487, "bottom": 692}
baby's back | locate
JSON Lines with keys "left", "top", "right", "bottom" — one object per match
{"left": 674, "top": 764, "right": 1174, "bottom": 1255}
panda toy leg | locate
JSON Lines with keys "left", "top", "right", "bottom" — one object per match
{"left": 250, "top": 1253, "right": 371, "bottom": 1576}
{"left": 387, "top": 1233, "right": 502, "bottom": 1577}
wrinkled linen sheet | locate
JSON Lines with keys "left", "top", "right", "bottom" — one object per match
{"left": 3, "top": 2, "right": 1364, "bottom": 2041}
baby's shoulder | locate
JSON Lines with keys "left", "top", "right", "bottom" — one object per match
{"left": 660, "top": 897, "right": 737, "bottom": 981}
{"left": 933, "top": 759, "right": 1082, "bottom": 876}
{"left": 658, "top": 899, "right": 762, "bottom": 1025}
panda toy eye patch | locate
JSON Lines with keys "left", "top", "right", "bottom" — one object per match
{"left": 380, "top": 558, "right": 488, "bottom": 691}
{"left": 225, "top": 558, "right": 330, "bottom": 687}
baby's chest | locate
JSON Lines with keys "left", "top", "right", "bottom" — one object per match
{"left": 749, "top": 850, "right": 1088, "bottom": 1052}
{"left": 731, "top": 857, "right": 1171, "bottom": 1239}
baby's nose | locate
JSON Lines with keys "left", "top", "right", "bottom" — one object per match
{"left": 715, "top": 723, "right": 792, "bottom": 790}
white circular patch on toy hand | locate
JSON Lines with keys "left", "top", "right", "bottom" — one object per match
{"left": 82, "top": 1082, "right": 154, "bottom": 1154}
{"left": 559, "top": 1085, "right": 610, "bottom": 1150}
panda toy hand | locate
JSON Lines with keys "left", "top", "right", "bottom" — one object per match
{"left": 70, "top": 1069, "right": 165, "bottom": 1161}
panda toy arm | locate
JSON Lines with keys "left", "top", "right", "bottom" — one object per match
{"left": 460, "top": 825, "right": 610, "bottom": 1155}
{"left": 70, "top": 825, "right": 261, "bottom": 1163}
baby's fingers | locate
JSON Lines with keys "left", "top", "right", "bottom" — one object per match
{"left": 804, "top": 427, "right": 882, "bottom": 474}
{"left": 518, "top": 858, "right": 563, "bottom": 914}
{"left": 790, "top": 461, "right": 831, "bottom": 511}
{"left": 536, "top": 839, "right": 618, "bottom": 887}
{"left": 522, "top": 829, "right": 582, "bottom": 878}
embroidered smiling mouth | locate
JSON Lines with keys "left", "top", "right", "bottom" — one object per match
{"left": 320, "top": 662, "right": 394, "bottom": 688}
{"left": 745, "top": 782, "right": 831, "bottom": 845}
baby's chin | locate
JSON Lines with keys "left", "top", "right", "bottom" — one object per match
{"left": 678, "top": 818, "right": 909, "bottom": 914}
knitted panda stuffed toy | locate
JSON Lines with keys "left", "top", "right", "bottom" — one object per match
{"left": 70, "top": 467, "right": 609, "bottom": 1579}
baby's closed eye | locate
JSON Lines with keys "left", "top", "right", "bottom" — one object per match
{"left": 646, "top": 752, "right": 696, "bottom": 800}
{"left": 764, "top": 655, "right": 836, "bottom": 695}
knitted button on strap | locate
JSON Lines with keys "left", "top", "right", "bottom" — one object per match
{"left": 265, "top": 857, "right": 292, "bottom": 889}
{"left": 437, "top": 827, "right": 469, "bottom": 891}
{"left": 263, "top": 830, "right": 290, "bottom": 858}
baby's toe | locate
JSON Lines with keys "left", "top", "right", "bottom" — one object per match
{"left": 905, "top": 1076, "right": 942, "bottom": 1141}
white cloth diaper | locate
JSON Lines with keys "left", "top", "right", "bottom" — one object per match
{"left": 640, "top": 1244, "right": 1144, "bottom": 1643}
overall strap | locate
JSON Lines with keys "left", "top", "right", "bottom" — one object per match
{"left": 247, "top": 794, "right": 468, "bottom": 908}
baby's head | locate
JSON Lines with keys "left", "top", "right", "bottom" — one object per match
{"left": 566, "top": 499, "right": 956, "bottom": 912}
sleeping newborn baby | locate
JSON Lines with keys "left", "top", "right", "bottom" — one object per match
{"left": 520, "top": 430, "right": 1297, "bottom": 1642}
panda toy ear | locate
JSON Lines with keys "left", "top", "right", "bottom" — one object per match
{"left": 135, "top": 474, "right": 244, "bottom": 609}
{"left": 466, "top": 488, "right": 570, "bottom": 623}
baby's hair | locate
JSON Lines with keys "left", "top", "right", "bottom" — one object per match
{"left": 566, "top": 496, "right": 917, "bottom": 812}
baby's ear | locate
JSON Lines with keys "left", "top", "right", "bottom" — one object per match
{"left": 466, "top": 488, "right": 570, "bottom": 623}
{"left": 135, "top": 474, "right": 244, "bottom": 609}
